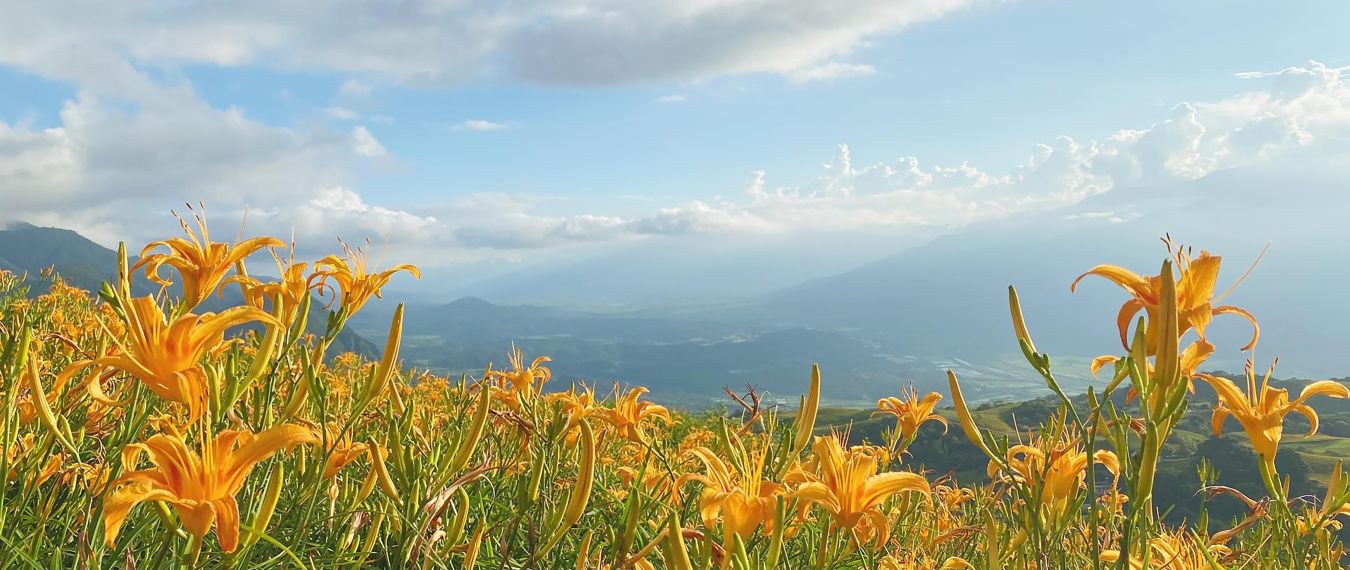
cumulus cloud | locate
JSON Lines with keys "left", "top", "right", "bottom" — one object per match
{"left": 609, "top": 61, "right": 1350, "bottom": 238}
{"left": 0, "top": 1, "right": 971, "bottom": 88}
{"left": 0, "top": 79, "right": 409, "bottom": 249}
{"left": 2, "top": 10, "right": 1347, "bottom": 269}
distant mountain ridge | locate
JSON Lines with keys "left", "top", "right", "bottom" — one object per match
{"left": 5, "top": 156, "right": 1347, "bottom": 403}
{"left": 0, "top": 221, "right": 122, "bottom": 293}
{"left": 757, "top": 161, "right": 1350, "bottom": 380}
{"left": 0, "top": 222, "right": 377, "bottom": 357}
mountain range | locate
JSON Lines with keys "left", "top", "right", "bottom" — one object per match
{"left": 6, "top": 157, "right": 1348, "bottom": 406}
{"left": 0, "top": 221, "right": 377, "bottom": 357}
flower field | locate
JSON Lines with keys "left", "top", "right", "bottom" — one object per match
{"left": 0, "top": 212, "right": 1347, "bottom": 568}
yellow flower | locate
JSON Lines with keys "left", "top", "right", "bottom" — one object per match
{"left": 873, "top": 387, "right": 947, "bottom": 447}
{"left": 1071, "top": 247, "right": 1257, "bottom": 354}
{"left": 316, "top": 423, "right": 370, "bottom": 481}
{"left": 879, "top": 555, "right": 973, "bottom": 570}
{"left": 791, "top": 436, "right": 930, "bottom": 549}
{"left": 311, "top": 240, "right": 420, "bottom": 316}
{"left": 680, "top": 445, "right": 785, "bottom": 549}
{"left": 1298, "top": 460, "right": 1350, "bottom": 536}
{"left": 134, "top": 209, "right": 283, "bottom": 310}
{"left": 546, "top": 383, "right": 597, "bottom": 443}
{"left": 102, "top": 424, "right": 316, "bottom": 552}
{"left": 67, "top": 296, "right": 274, "bottom": 423}
{"left": 1092, "top": 339, "right": 1215, "bottom": 409}
{"left": 4, "top": 434, "right": 64, "bottom": 485}
{"left": 1199, "top": 360, "right": 1349, "bottom": 461}
{"left": 487, "top": 347, "right": 552, "bottom": 410}
{"left": 590, "top": 386, "right": 673, "bottom": 444}
{"left": 1101, "top": 529, "right": 1231, "bottom": 570}
{"left": 228, "top": 248, "right": 314, "bottom": 327}
{"left": 992, "top": 436, "right": 1119, "bottom": 527}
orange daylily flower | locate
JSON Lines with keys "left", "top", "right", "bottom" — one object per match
{"left": 487, "top": 347, "right": 552, "bottom": 410}
{"left": 63, "top": 296, "right": 274, "bottom": 423}
{"left": 4, "top": 434, "right": 64, "bottom": 485}
{"left": 1199, "top": 360, "right": 1349, "bottom": 461}
{"left": 1101, "top": 529, "right": 1232, "bottom": 570}
{"left": 680, "top": 445, "right": 786, "bottom": 552}
{"left": 1071, "top": 247, "right": 1258, "bottom": 354}
{"left": 589, "top": 386, "right": 672, "bottom": 444}
{"left": 229, "top": 247, "right": 315, "bottom": 327}
{"left": 102, "top": 424, "right": 316, "bottom": 552}
{"left": 879, "top": 555, "right": 973, "bottom": 570}
{"left": 311, "top": 240, "right": 420, "bottom": 316}
{"left": 791, "top": 436, "right": 930, "bottom": 548}
{"left": 874, "top": 387, "right": 948, "bottom": 447}
{"left": 993, "top": 440, "right": 1119, "bottom": 526}
{"left": 134, "top": 209, "right": 284, "bottom": 310}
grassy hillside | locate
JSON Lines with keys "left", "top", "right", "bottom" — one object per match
{"left": 818, "top": 380, "right": 1350, "bottom": 537}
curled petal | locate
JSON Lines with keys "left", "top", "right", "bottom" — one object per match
{"left": 1114, "top": 299, "right": 1147, "bottom": 350}
{"left": 1295, "top": 380, "right": 1350, "bottom": 404}
{"left": 1291, "top": 403, "right": 1320, "bottom": 437}
{"left": 863, "top": 471, "right": 930, "bottom": 507}
{"left": 1212, "top": 305, "right": 1260, "bottom": 351}
{"left": 102, "top": 481, "right": 178, "bottom": 547}
{"left": 1090, "top": 355, "right": 1120, "bottom": 379}
{"left": 791, "top": 482, "right": 841, "bottom": 514}
{"left": 213, "top": 497, "right": 242, "bottom": 553}
{"left": 1210, "top": 405, "right": 1231, "bottom": 438}
{"left": 1071, "top": 265, "right": 1152, "bottom": 299}
{"left": 1093, "top": 450, "right": 1121, "bottom": 479}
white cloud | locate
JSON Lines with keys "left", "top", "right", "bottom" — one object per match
{"left": 655, "top": 94, "right": 688, "bottom": 103}
{"left": 454, "top": 119, "right": 509, "bottom": 132}
{"left": 2, "top": 51, "right": 1348, "bottom": 267}
{"left": 602, "top": 61, "right": 1350, "bottom": 238}
{"left": 349, "top": 126, "right": 387, "bottom": 158}
{"left": 336, "top": 79, "right": 375, "bottom": 100}
{"left": 786, "top": 62, "right": 877, "bottom": 83}
{"left": 324, "top": 106, "right": 361, "bottom": 120}
{"left": 0, "top": 82, "right": 411, "bottom": 250}
{"left": 0, "top": 1, "right": 973, "bottom": 89}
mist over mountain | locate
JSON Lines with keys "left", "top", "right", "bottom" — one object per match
{"left": 8, "top": 154, "right": 1349, "bottom": 405}
{"left": 366, "top": 155, "right": 1350, "bottom": 404}
{"left": 761, "top": 155, "right": 1350, "bottom": 380}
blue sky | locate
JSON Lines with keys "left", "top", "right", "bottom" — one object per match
{"left": 1, "top": 0, "right": 1348, "bottom": 295}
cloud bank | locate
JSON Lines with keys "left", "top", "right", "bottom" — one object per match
{"left": 3, "top": 61, "right": 1349, "bottom": 261}
{"left": 0, "top": 0, "right": 1346, "bottom": 266}
{"left": 0, "top": 1, "right": 971, "bottom": 87}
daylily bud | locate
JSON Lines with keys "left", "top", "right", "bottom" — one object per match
{"left": 243, "top": 461, "right": 285, "bottom": 550}
{"left": 363, "top": 303, "right": 404, "bottom": 409}
{"left": 792, "top": 364, "right": 821, "bottom": 457}
{"left": 1007, "top": 286, "right": 1037, "bottom": 355}
{"left": 947, "top": 369, "right": 999, "bottom": 466}
{"left": 449, "top": 383, "right": 491, "bottom": 474}
{"left": 541, "top": 420, "right": 596, "bottom": 553}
